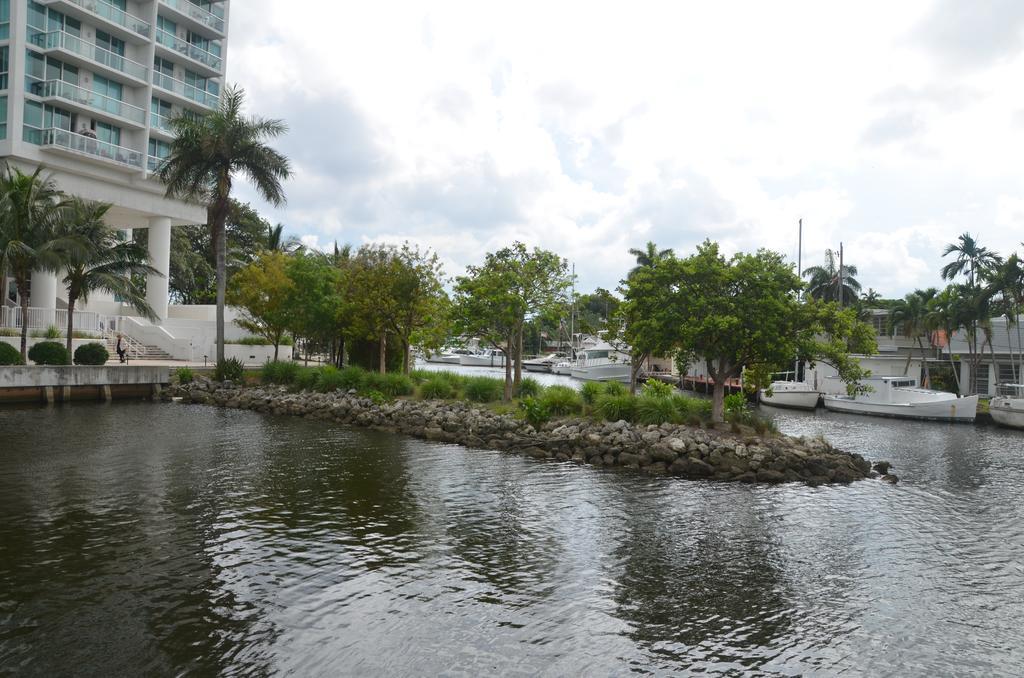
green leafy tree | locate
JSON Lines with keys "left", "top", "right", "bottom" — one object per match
{"left": 623, "top": 241, "right": 875, "bottom": 422}
{"left": 159, "top": 85, "right": 291, "bottom": 363}
{"left": 0, "top": 165, "right": 71, "bottom": 360}
{"left": 227, "top": 250, "right": 295, "bottom": 360}
{"left": 888, "top": 287, "right": 938, "bottom": 378}
{"left": 285, "top": 251, "right": 343, "bottom": 364}
{"left": 56, "top": 198, "right": 159, "bottom": 354}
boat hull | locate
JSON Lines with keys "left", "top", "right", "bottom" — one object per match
{"left": 759, "top": 388, "right": 820, "bottom": 410}
{"left": 459, "top": 354, "right": 506, "bottom": 367}
{"left": 570, "top": 363, "right": 631, "bottom": 383}
{"left": 822, "top": 394, "right": 979, "bottom": 422}
{"left": 523, "top": 363, "right": 551, "bottom": 373}
{"left": 990, "top": 398, "right": 1024, "bottom": 429}
{"left": 552, "top": 364, "right": 573, "bottom": 375}
{"left": 423, "top": 354, "right": 460, "bottom": 364}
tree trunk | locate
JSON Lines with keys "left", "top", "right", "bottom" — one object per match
{"left": 916, "top": 337, "right": 929, "bottom": 387}
{"left": 273, "top": 341, "right": 279, "bottom": 362}
{"left": 503, "top": 333, "right": 514, "bottom": 402}
{"left": 18, "top": 280, "right": 30, "bottom": 361}
{"left": 214, "top": 208, "right": 227, "bottom": 365}
{"left": 513, "top": 324, "right": 523, "bottom": 389}
{"left": 378, "top": 333, "right": 387, "bottom": 374}
{"left": 403, "top": 338, "right": 411, "bottom": 375}
{"left": 903, "top": 346, "right": 913, "bottom": 375}
{"left": 66, "top": 296, "right": 76, "bottom": 357}
{"left": 338, "top": 335, "right": 345, "bottom": 368}
{"left": 712, "top": 380, "right": 726, "bottom": 424}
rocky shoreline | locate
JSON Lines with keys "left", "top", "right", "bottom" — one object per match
{"left": 165, "top": 379, "right": 890, "bottom": 485}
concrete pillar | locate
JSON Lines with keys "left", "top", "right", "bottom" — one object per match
{"left": 30, "top": 270, "right": 58, "bottom": 308}
{"left": 146, "top": 216, "right": 172, "bottom": 322}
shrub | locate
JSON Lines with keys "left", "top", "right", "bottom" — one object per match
{"left": 293, "top": 367, "right": 320, "bottom": 391}
{"left": 409, "top": 369, "right": 434, "bottom": 385}
{"left": 315, "top": 365, "right": 348, "bottom": 392}
{"left": 673, "top": 394, "right": 712, "bottom": 425}
{"left": 213, "top": 357, "right": 245, "bottom": 382}
{"left": 539, "top": 385, "right": 583, "bottom": 416}
{"left": 262, "top": 360, "right": 301, "bottom": 385}
{"left": 175, "top": 366, "right": 194, "bottom": 384}
{"left": 519, "top": 396, "right": 552, "bottom": 429}
{"left": 365, "top": 389, "right": 388, "bottom": 405}
{"left": 724, "top": 392, "right": 747, "bottom": 416}
{"left": 595, "top": 394, "right": 636, "bottom": 422}
{"left": 516, "top": 377, "right": 542, "bottom": 398}
{"left": 602, "top": 381, "right": 627, "bottom": 397}
{"left": 0, "top": 342, "right": 24, "bottom": 365}
{"left": 419, "top": 377, "right": 454, "bottom": 400}
{"left": 464, "top": 375, "right": 504, "bottom": 403}
{"left": 580, "top": 381, "right": 603, "bottom": 405}
{"left": 73, "top": 342, "right": 109, "bottom": 365}
{"left": 28, "top": 341, "right": 69, "bottom": 365}
{"left": 641, "top": 379, "right": 675, "bottom": 399}
{"left": 635, "top": 395, "right": 680, "bottom": 425}
{"left": 381, "top": 372, "right": 414, "bottom": 397}
{"left": 336, "top": 365, "right": 367, "bottom": 391}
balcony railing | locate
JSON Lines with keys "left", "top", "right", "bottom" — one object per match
{"left": 152, "top": 71, "right": 219, "bottom": 108}
{"left": 147, "top": 155, "right": 168, "bottom": 172}
{"left": 1, "top": 306, "right": 101, "bottom": 332}
{"left": 150, "top": 111, "right": 174, "bottom": 133}
{"left": 41, "top": 128, "right": 144, "bottom": 170}
{"left": 31, "top": 30, "right": 148, "bottom": 81}
{"left": 55, "top": 0, "right": 151, "bottom": 38}
{"left": 155, "top": 28, "right": 223, "bottom": 72}
{"left": 159, "top": 0, "right": 225, "bottom": 34}
{"left": 38, "top": 79, "right": 146, "bottom": 124}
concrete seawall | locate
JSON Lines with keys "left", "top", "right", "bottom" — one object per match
{"left": 0, "top": 366, "right": 170, "bottom": 403}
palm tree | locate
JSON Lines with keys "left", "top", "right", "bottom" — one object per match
{"left": 0, "top": 165, "right": 70, "bottom": 360}
{"left": 889, "top": 287, "right": 937, "bottom": 378}
{"left": 628, "top": 241, "right": 673, "bottom": 274}
{"left": 266, "top": 222, "right": 302, "bottom": 254}
{"left": 159, "top": 85, "right": 292, "bottom": 363}
{"left": 927, "top": 287, "right": 964, "bottom": 393}
{"left": 982, "top": 254, "right": 1023, "bottom": 382}
{"left": 802, "top": 249, "right": 861, "bottom": 305}
{"left": 940, "top": 232, "right": 1001, "bottom": 286}
{"left": 861, "top": 288, "right": 881, "bottom": 306}
{"left": 55, "top": 198, "right": 161, "bottom": 355}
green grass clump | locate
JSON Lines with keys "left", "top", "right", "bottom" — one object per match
{"left": 293, "top": 366, "right": 320, "bottom": 391}
{"left": 315, "top": 366, "right": 347, "bottom": 392}
{"left": 213, "top": 357, "right": 245, "bottom": 382}
{"left": 602, "top": 381, "right": 628, "bottom": 397}
{"left": 595, "top": 394, "right": 636, "bottom": 422}
{"left": 464, "top": 375, "right": 504, "bottom": 403}
{"left": 519, "top": 396, "right": 551, "bottom": 428}
{"left": 516, "top": 377, "right": 542, "bottom": 398}
{"left": 635, "top": 395, "right": 681, "bottom": 425}
{"left": 337, "top": 366, "right": 367, "bottom": 390}
{"left": 419, "top": 377, "right": 454, "bottom": 400}
{"left": 539, "top": 384, "right": 583, "bottom": 416}
{"left": 175, "top": 366, "right": 194, "bottom": 384}
{"left": 672, "top": 394, "right": 712, "bottom": 425}
{"left": 409, "top": 369, "right": 434, "bottom": 385}
{"left": 580, "top": 381, "right": 603, "bottom": 405}
{"left": 262, "top": 360, "right": 301, "bottom": 385}
{"left": 381, "top": 373, "right": 414, "bottom": 397}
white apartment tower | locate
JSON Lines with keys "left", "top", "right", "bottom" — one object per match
{"left": 0, "top": 0, "right": 228, "bottom": 324}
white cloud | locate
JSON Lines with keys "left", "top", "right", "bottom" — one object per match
{"left": 226, "top": 0, "right": 1024, "bottom": 298}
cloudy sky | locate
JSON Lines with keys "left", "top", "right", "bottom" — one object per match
{"left": 226, "top": 0, "right": 1024, "bottom": 298}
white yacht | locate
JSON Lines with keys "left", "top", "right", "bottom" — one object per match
{"left": 459, "top": 348, "right": 506, "bottom": 367}
{"left": 424, "top": 347, "right": 478, "bottom": 364}
{"left": 822, "top": 376, "right": 978, "bottom": 422}
{"left": 570, "top": 342, "right": 632, "bottom": 383}
{"left": 551, "top": 360, "right": 573, "bottom": 376}
{"left": 759, "top": 380, "right": 820, "bottom": 410}
{"left": 990, "top": 384, "right": 1024, "bottom": 429}
{"left": 523, "top": 352, "right": 568, "bottom": 373}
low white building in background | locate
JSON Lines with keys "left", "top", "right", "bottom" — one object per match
{"left": 0, "top": 1, "right": 282, "bottom": 363}
{"left": 944, "top": 315, "right": 1024, "bottom": 396}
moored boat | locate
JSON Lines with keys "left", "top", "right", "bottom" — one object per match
{"left": 523, "top": 352, "right": 568, "bottom": 373}
{"left": 822, "top": 376, "right": 978, "bottom": 422}
{"left": 459, "top": 348, "right": 506, "bottom": 367}
{"left": 759, "top": 380, "right": 820, "bottom": 410}
{"left": 570, "top": 342, "right": 632, "bottom": 383}
{"left": 990, "top": 384, "right": 1024, "bottom": 429}
{"left": 552, "top": 361, "right": 573, "bottom": 375}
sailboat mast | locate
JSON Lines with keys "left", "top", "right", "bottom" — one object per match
{"left": 838, "top": 241, "right": 844, "bottom": 307}
{"left": 797, "top": 218, "right": 802, "bottom": 280}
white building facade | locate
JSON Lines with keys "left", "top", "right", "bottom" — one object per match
{"left": 0, "top": 0, "right": 253, "bottom": 360}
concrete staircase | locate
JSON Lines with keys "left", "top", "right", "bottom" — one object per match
{"left": 104, "top": 337, "right": 174, "bottom": 362}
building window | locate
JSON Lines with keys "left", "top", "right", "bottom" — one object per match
{"left": 94, "top": 120, "right": 121, "bottom": 146}
{"left": 0, "top": 0, "right": 9, "bottom": 39}
{"left": 148, "top": 137, "right": 171, "bottom": 158}
{"left": 976, "top": 365, "right": 990, "bottom": 395}
{"left": 96, "top": 30, "right": 126, "bottom": 57}
{"left": 0, "top": 96, "right": 7, "bottom": 139}
{"left": 93, "top": 74, "right": 123, "bottom": 102}
{"left": 45, "top": 56, "right": 79, "bottom": 86}
{"left": 154, "top": 56, "right": 174, "bottom": 77}
{"left": 22, "top": 100, "right": 42, "bottom": 143}
{"left": 26, "top": 1, "right": 45, "bottom": 32}
{"left": 157, "top": 15, "right": 176, "bottom": 35}
{"left": 0, "top": 46, "right": 7, "bottom": 91}
{"left": 998, "top": 363, "right": 1017, "bottom": 384}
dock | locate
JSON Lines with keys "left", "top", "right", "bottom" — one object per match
{"left": 0, "top": 366, "right": 170, "bottom": 404}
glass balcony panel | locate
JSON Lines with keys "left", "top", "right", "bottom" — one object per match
{"left": 39, "top": 79, "right": 145, "bottom": 124}
{"left": 147, "top": 155, "right": 168, "bottom": 172}
{"left": 57, "top": 0, "right": 151, "bottom": 37}
{"left": 159, "top": 0, "right": 225, "bottom": 34}
{"left": 31, "top": 30, "right": 147, "bottom": 81}
{"left": 155, "top": 28, "right": 223, "bottom": 71}
{"left": 152, "top": 71, "right": 219, "bottom": 109}
{"left": 42, "top": 127, "right": 144, "bottom": 169}
{"left": 151, "top": 111, "right": 174, "bottom": 133}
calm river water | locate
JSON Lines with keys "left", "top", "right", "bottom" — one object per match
{"left": 1, "top": 395, "right": 1023, "bottom": 676}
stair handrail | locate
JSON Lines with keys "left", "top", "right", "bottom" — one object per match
{"left": 103, "top": 327, "right": 144, "bottom": 360}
